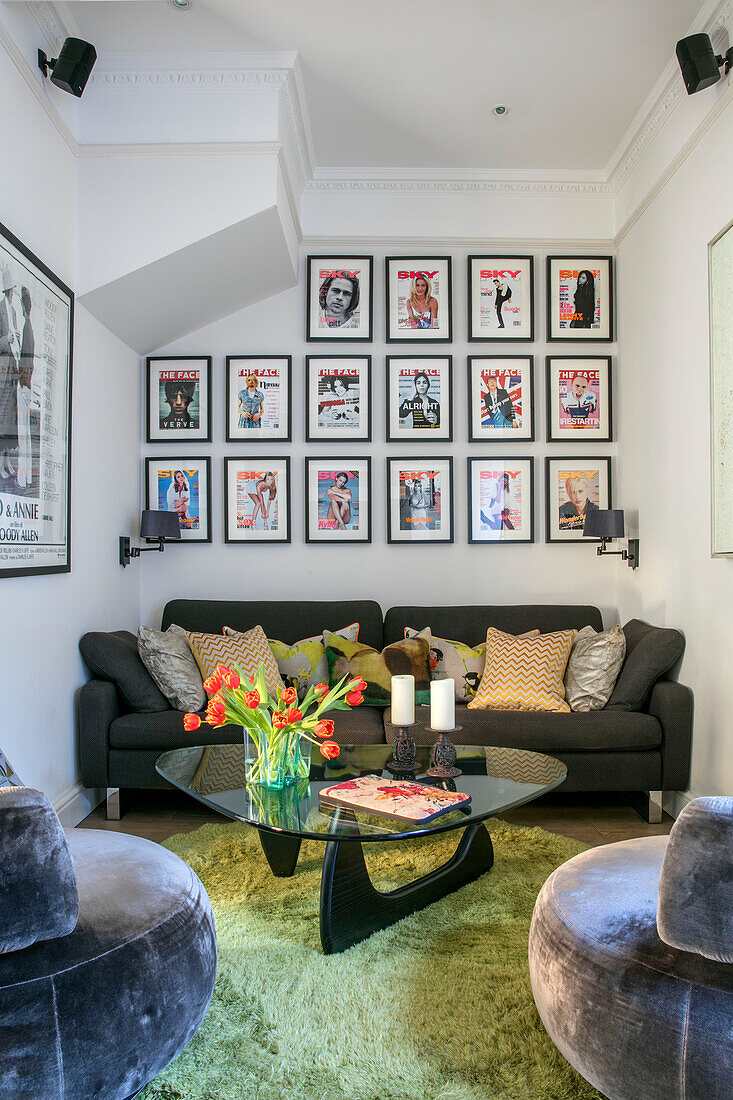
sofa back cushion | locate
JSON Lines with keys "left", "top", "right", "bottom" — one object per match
{"left": 606, "top": 619, "right": 685, "bottom": 712}
{"left": 162, "top": 600, "right": 384, "bottom": 651}
{"left": 384, "top": 605, "right": 602, "bottom": 648}
{"left": 79, "top": 630, "right": 169, "bottom": 713}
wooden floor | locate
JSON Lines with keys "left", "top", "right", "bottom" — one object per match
{"left": 78, "top": 789, "right": 674, "bottom": 847}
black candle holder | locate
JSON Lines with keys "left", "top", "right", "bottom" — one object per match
{"left": 387, "top": 723, "right": 418, "bottom": 773}
{"left": 425, "top": 726, "right": 463, "bottom": 778}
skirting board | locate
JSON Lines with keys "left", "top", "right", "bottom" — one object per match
{"left": 54, "top": 782, "right": 104, "bottom": 829}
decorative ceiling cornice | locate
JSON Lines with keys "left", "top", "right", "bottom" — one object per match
{"left": 26, "top": 2, "right": 79, "bottom": 55}
{"left": 305, "top": 178, "right": 611, "bottom": 197}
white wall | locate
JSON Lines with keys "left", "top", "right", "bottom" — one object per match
{"left": 0, "top": 42, "right": 141, "bottom": 824}
{"left": 142, "top": 243, "right": 619, "bottom": 629}
{"left": 615, "top": 95, "right": 733, "bottom": 803}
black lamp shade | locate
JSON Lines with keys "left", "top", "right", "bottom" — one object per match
{"left": 583, "top": 508, "right": 625, "bottom": 539}
{"left": 140, "top": 510, "right": 181, "bottom": 540}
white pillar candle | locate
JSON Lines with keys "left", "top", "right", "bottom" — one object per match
{"left": 391, "top": 675, "right": 415, "bottom": 726}
{"left": 430, "top": 678, "right": 455, "bottom": 731}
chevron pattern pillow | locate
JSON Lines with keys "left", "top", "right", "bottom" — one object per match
{"left": 186, "top": 625, "right": 284, "bottom": 697}
{"left": 468, "top": 627, "right": 577, "bottom": 712}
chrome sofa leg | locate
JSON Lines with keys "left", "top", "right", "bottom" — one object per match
{"left": 106, "top": 787, "right": 122, "bottom": 820}
{"left": 647, "top": 790, "right": 663, "bottom": 825}
{"left": 625, "top": 790, "right": 664, "bottom": 824}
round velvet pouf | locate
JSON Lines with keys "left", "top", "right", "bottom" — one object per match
{"left": 529, "top": 835, "right": 733, "bottom": 1100}
{"left": 0, "top": 830, "right": 216, "bottom": 1100}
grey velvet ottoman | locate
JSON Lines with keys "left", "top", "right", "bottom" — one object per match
{"left": 528, "top": 797, "right": 733, "bottom": 1100}
{"left": 0, "top": 787, "right": 217, "bottom": 1099}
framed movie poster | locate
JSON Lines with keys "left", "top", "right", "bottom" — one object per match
{"left": 145, "top": 457, "right": 211, "bottom": 543}
{"left": 385, "top": 257, "right": 452, "bottom": 342}
{"left": 468, "top": 457, "right": 534, "bottom": 544}
{"left": 468, "top": 256, "right": 534, "bottom": 341}
{"left": 224, "top": 457, "right": 290, "bottom": 544}
{"left": 146, "top": 356, "right": 211, "bottom": 443}
{"left": 306, "top": 256, "right": 373, "bottom": 342}
{"left": 545, "top": 456, "right": 611, "bottom": 543}
{"left": 387, "top": 457, "right": 454, "bottom": 543}
{"left": 386, "top": 356, "right": 452, "bottom": 443}
{"left": 547, "top": 256, "right": 614, "bottom": 341}
{"left": 468, "top": 356, "right": 534, "bottom": 442}
{"left": 546, "top": 357, "right": 612, "bottom": 442}
{"left": 225, "top": 356, "right": 291, "bottom": 442}
{"left": 305, "top": 355, "right": 371, "bottom": 442}
{"left": 710, "top": 217, "right": 733, "bottom": 555}
{"left": 0, "top": 221, "right": 73, "bottom": 578}
{"left": 305, "top": 457, "right": 371, "bottom": 543}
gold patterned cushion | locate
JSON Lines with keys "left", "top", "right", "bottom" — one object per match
{"left": 468, "top": 627, "right": 577, "bottom": 712}
{"left": 224, "top": 622, "right": 360, "bottom": 701}
{"left": 186, "top": 625, "right": 284, "bottom": 697}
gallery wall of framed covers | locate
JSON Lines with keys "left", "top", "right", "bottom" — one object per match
{"left": 141, "top": 250, "right": 617, "bottom": 550}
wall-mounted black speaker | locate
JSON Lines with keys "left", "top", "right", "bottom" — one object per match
{"left": 676, "top": 33, "right": 723, "bottom": 95}
{"left": 38, "top": 38, "right": 97, "bottom": 98}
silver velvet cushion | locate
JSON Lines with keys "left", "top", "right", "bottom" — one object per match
{"left": 564, "top": 624, "right": 626, "bottom": 712}
{"left": 137, "top": 624, "right": 205, "bottom": 712}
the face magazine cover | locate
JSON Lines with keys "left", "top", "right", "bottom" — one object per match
{"left": 557, "top": 468, "right": 600, "bottom": 531}
{"left": 235, "top": 468, "right": 280, "bottom": 532}
{"left": 158, "top": 368, "right": 200, "bottom": 430}
{"left": 478, "top": 467, "right": 523, "bottom": 533}
{"left": 557, "top": 265, "right": 602, "bottom": 330}
{"left": 317, "top": 468, "right": 361, "bottom": 531}
{"left": 397, "top": 364, "right": 441, "bottom": 430}
{"left": 157, "top": 468, "right": 201, "bottom": 530}
{"left": 317, "top": 367, "right": 361, "bottom": 429}
{"left": 557, "top": 369, "right": 600, "bottom": 430}
{"left": 399, "top": 469, "right": 441, "bottom": 531}
{"left": 236, "top": 365, "right": 283, "bottom": 431}
{"left": 480, "top": 367, "right": 522, "bottom": 430}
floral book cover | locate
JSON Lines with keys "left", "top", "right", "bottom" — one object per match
{"left": 319, "top": 774, "right": 471, "bottom": 823}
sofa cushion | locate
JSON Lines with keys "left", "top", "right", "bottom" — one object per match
{"left": 325, "top": 632, "right": 431, "bottom": 706}
{"left": 384, "top": 706, "right": 662, "bottom": 753}
{"left": 224, "top": 622, "right": 360, "bottom": 701}
{"left": 564, "top": 624, "right": 626, "bottom": 712}
{"left": 186, "top": 625, "right": 284, "bottom": 696}
{"left": 469, "top": 628, "right": 577, "bottom": 713}
{"left": 607, "top": 620, "right": 685, "bottom": 712}
{"left": 384, "top": 605, "right": 602, "bottom": 647}
{"left": 79, "top": 630, "right": 169, "bottom": 713}
{"left": 137, "top": 624, "right": 206, "bottom": 712}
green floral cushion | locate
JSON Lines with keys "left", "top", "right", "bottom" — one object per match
{"left": 325, "top": 631, "right": 431, "bottom": 707}
{"left": 404, "top": 627, "right": 486, "bottom": 703}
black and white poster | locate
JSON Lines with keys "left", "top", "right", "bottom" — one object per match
{"left": 0, "top": 222, "right": 73, "bottom": 578}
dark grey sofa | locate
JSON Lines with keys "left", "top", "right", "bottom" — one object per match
{"left": 79, "top": 600, "right": 692, "bottom": 818}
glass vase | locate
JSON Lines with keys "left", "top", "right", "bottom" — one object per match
{"left": 296, "top": 735, "right": 313, "bottom": 779}
{"left": 244, "top": 726, "right": 300, "bottom": 790}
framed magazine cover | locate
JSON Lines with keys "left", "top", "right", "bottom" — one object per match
{"left": 546, "top": 356, "right": 612, "bottom": 442}
{"left": 386, "top": 356, "right": 452, "bottom": 443}
{"left": 145, "top": 457, "right": 211, "bottom": 543}
{"left": 467, "top": 255, "right": 534, "bottom": 341}
{"left": 305, "top": 355, "right": 371, "bottom": 442}
{"left": 146, "top": 356, "right": 211, "bottom": 443}
{"left": 467, "top": 356, "right": 534, "bottom": 441}
{"left": 306, "top": 256, "right": 373, "bottom": 342}
{"left": 225, "top": 355, "right": 291, "bottom": 442}
{"left": 545, "top": 456, "right": 611, "bottom": 543}
{"left": 547, "top": 256, "right": 614, "bottom": 341}
{"left": 385, "top": 257, "right": 452, "bottom": 342}
{"left": 224, "top": 457, "right": 290, "bottom": 544}
{"left": 468, "top": 457, "right": 534, "bottom": 544}
{"left": 305, "top": 457, "right": 372, "bottom": 543}
{"left": 0, "top": 220, "right": 73, "bottom": 579}
{"left": 387, "top": 457, "right": 454, "bottom": 544}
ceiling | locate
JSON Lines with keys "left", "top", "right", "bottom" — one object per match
{"left": 68, "top": 0, "right": 704, "bottom": 172}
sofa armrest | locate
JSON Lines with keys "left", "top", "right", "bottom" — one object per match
{"left": 648, "top": 679, "right": 692, "bottom": 790}
{"left": 0, "top": 786, "right": 79, "bottom": 952}
{"left": 79, "top": 678, "right": 121, "bottom": 788}
{"left": 657, "top": 796, "right": 733, "bottom": 963}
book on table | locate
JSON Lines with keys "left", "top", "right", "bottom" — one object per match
{"left": 319, "top": 774, "right": 471, "bottom": 824}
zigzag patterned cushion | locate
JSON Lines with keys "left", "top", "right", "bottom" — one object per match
{"left": 468, "top": 627, "right": 577, "bottom": 712}
{"left": 186, "top": 625, "right": 284, "bottom": 698}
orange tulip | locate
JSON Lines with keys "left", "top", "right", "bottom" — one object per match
{"left": 243, "top": 690, "right": 260, "bottom": 709}
{"left": 313, "top": 719, "right": 335, "bottom": 739}
{"left": 183, "top": 713, "right": 201, "bottom": 732}
{"left": 285, "top": 706, "right": 303, "bottom": 724}
{"left": 349, "top": 677, "right": 367, "bottom": 693}
{"left": 314, "top": 682, "right": 329, "bottom": 697}
{"left": 281, "top": 686, "right": 298, "bottom": 705}
{"left": 346, "top": 690, "right": 364, "bottom": 707}
{"left": 206, "top": 696, "right": 227, "bottom": 726}
{"left": 216, "top": 664, "right": 234, "bottom": 678}
{"left": 203, "top": 674, "right": 224, "bottom": 695}
{"left": 272, "top": 711, "right": 288, "bottom": 730}
{"left": 207, "top": 712, "right": 227, "bottom": 729}
{"left": 320, "top": 740, "right": 340, "bottom": 761}
{"left": 223, "top": 671, "right": 240, "bottom": 690}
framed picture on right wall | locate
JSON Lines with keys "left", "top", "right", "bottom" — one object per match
{"left": 545, "top": 456, "right": 611, "bottom": 543}
{"left": 546, "top": 256, "right": 614, "bottom": 341}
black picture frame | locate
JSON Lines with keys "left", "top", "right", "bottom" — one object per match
{"left": 225, "top": 355, "right": 292, "bottom": 442}
{"left": 306, "top": 255, "right": 374, "bottom": 342}
{"left": 304, "top": 457, "right": 372, "bottom": 544}
{"left": 146, "top": 355, "right": 212, "bottom": 444}
{"left": 386, "top": 456, "right": 454, "bottom": 544}
{"left": 545, "top": 455, "right": 612, "bottom": 543}
{"left": 305, "top": 355, "right": 372, "bottom": 443}
{"left": 467, "top": 355, "right": 535, "bottom": 442}
{"left": 0, "top": 220, "right": 74, "bottom": 579}
{"left": 145, "top": 456, "right": 212, "bottom": 544}
{"left": 467, "top": 255, "right": 535, "bottom": 341}
{"left": 224, "top": 456, "right": 291, "bottom": 544}
{"left": 386, "top": 355, "right": 453, "bottom": 443}
{"left": 385, "top": 257, "right": 453, "bottom": 343}
{"left": 546, "top": 256, "right": 614, "bottom": 342}
{"left": 467, "top": 457, "right": 535, "bottom": 544}
{"left": 545, "top": 356, "right": 613, "bottom": 443}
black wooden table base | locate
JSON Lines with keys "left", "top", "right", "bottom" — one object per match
{"left": 258, "top": 830, "right": 302, "bottom": 877}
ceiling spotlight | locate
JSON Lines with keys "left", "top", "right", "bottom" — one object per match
{"left": 169, "top": 0, "right": 193, "bottom": 8}
{"left": 676, "top": 33, "right": 733, "bottom": 95}
{"left": 38, "top": 37, "right": 97, "bottom": 98}
{"left": 492, "top": 104, "right": 510, "bottom": 117}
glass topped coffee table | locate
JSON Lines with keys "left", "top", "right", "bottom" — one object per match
{"left": 156, "top": 742, "right": 566, "bottom": 954}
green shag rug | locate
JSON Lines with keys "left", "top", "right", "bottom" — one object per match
{"left": 140, "top": 819, "right": 603, "bottom": 1100}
